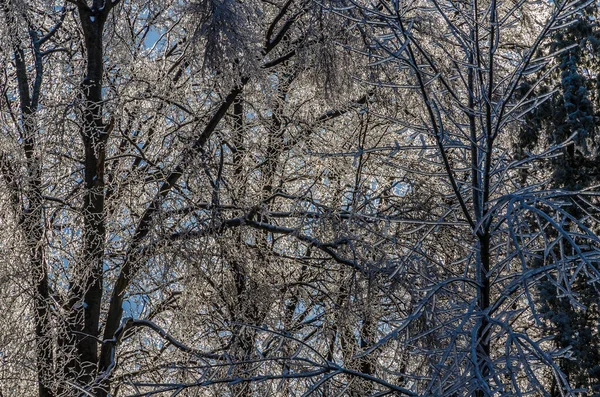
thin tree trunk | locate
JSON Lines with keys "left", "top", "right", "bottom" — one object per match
{"left": 2, "top": 6, "right": 55, "bottom": 391}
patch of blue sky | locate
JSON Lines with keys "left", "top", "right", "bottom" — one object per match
{"left": 392, "top": 180, "right": 411, "bottom": 197}
{"left": 341, "top": 189, "right": 354, "bottom": 211}
{"left": 297, "top": 300, "right": 324, "bottom": 325}
{"left": 123, "top": 295, "right": 145, "bottom": 318}
{"left": 143, "top": 28, "right": 161, "bottom": 50}
{"left": 220, "top": 143, "right": 232, "bottom": 156}
{"left": 141, "top": 25, "right": 169, "bottom": 59}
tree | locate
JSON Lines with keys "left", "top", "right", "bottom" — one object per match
{"left": 328, "top": 0, "right": 600, "bottom": 394}
{"left": 518, "top": 1, "right": 600, "bottom": 394}
{"left": 0, "top": 0, "right": 362, "bottom": 395}
{"left": 0, "top": 0, "right": 599, "bottom": 396}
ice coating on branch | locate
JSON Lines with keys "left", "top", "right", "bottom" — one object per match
{"left": 188, "top": 0, "right": 261, "bottom": 80}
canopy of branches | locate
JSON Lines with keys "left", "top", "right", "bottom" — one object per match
{"left": 0, "top": 0, "right": 598, "bottom": 396}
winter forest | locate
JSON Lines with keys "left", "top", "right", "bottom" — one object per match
{"left": 0, "top": 0, "right": 599, "bottom": 396}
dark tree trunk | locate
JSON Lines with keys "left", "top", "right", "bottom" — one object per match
{"left": 67, "top": 2, "right": 113, "bottom": 391}
{"left": 475, "top": 232, "right": 491, "bottom": 397}
{"left": 2, "top": 5, "right": 55, "bottom": 392}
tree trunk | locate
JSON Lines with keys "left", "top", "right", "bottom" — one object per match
{"left": 69, "top": 2, "right": 112, "bottom": 391}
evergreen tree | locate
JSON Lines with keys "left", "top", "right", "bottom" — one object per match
{"left": 520, "top": 2, "right": 600, "bottom": 394}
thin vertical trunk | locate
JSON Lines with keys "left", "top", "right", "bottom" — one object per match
{"left": 1, "top": 3, "right": 55, "bottom": 391}
{"left": 473, "top": 0, "right": 495, "bottom": 392}
{"left": 262, "top": 71, "right": 295, "bottom": 198}
{"left": 23, "top": 124, "right": 53, "bottom": 397}
{"left": 355, "top": 280, "right": 375, "bottom": 397}
{"left": 229, "top": 95, "right": 254, "bottom": 397}
{"left": 475, "top": 233, "right": 491, "bottom": 397}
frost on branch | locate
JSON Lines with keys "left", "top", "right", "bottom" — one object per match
{"left": 188, "top": 0, "right": 261, "bottom": 80}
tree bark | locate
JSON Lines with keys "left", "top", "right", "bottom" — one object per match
{"left": 68, "top": 1, "right": 114, "bottom": 390}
